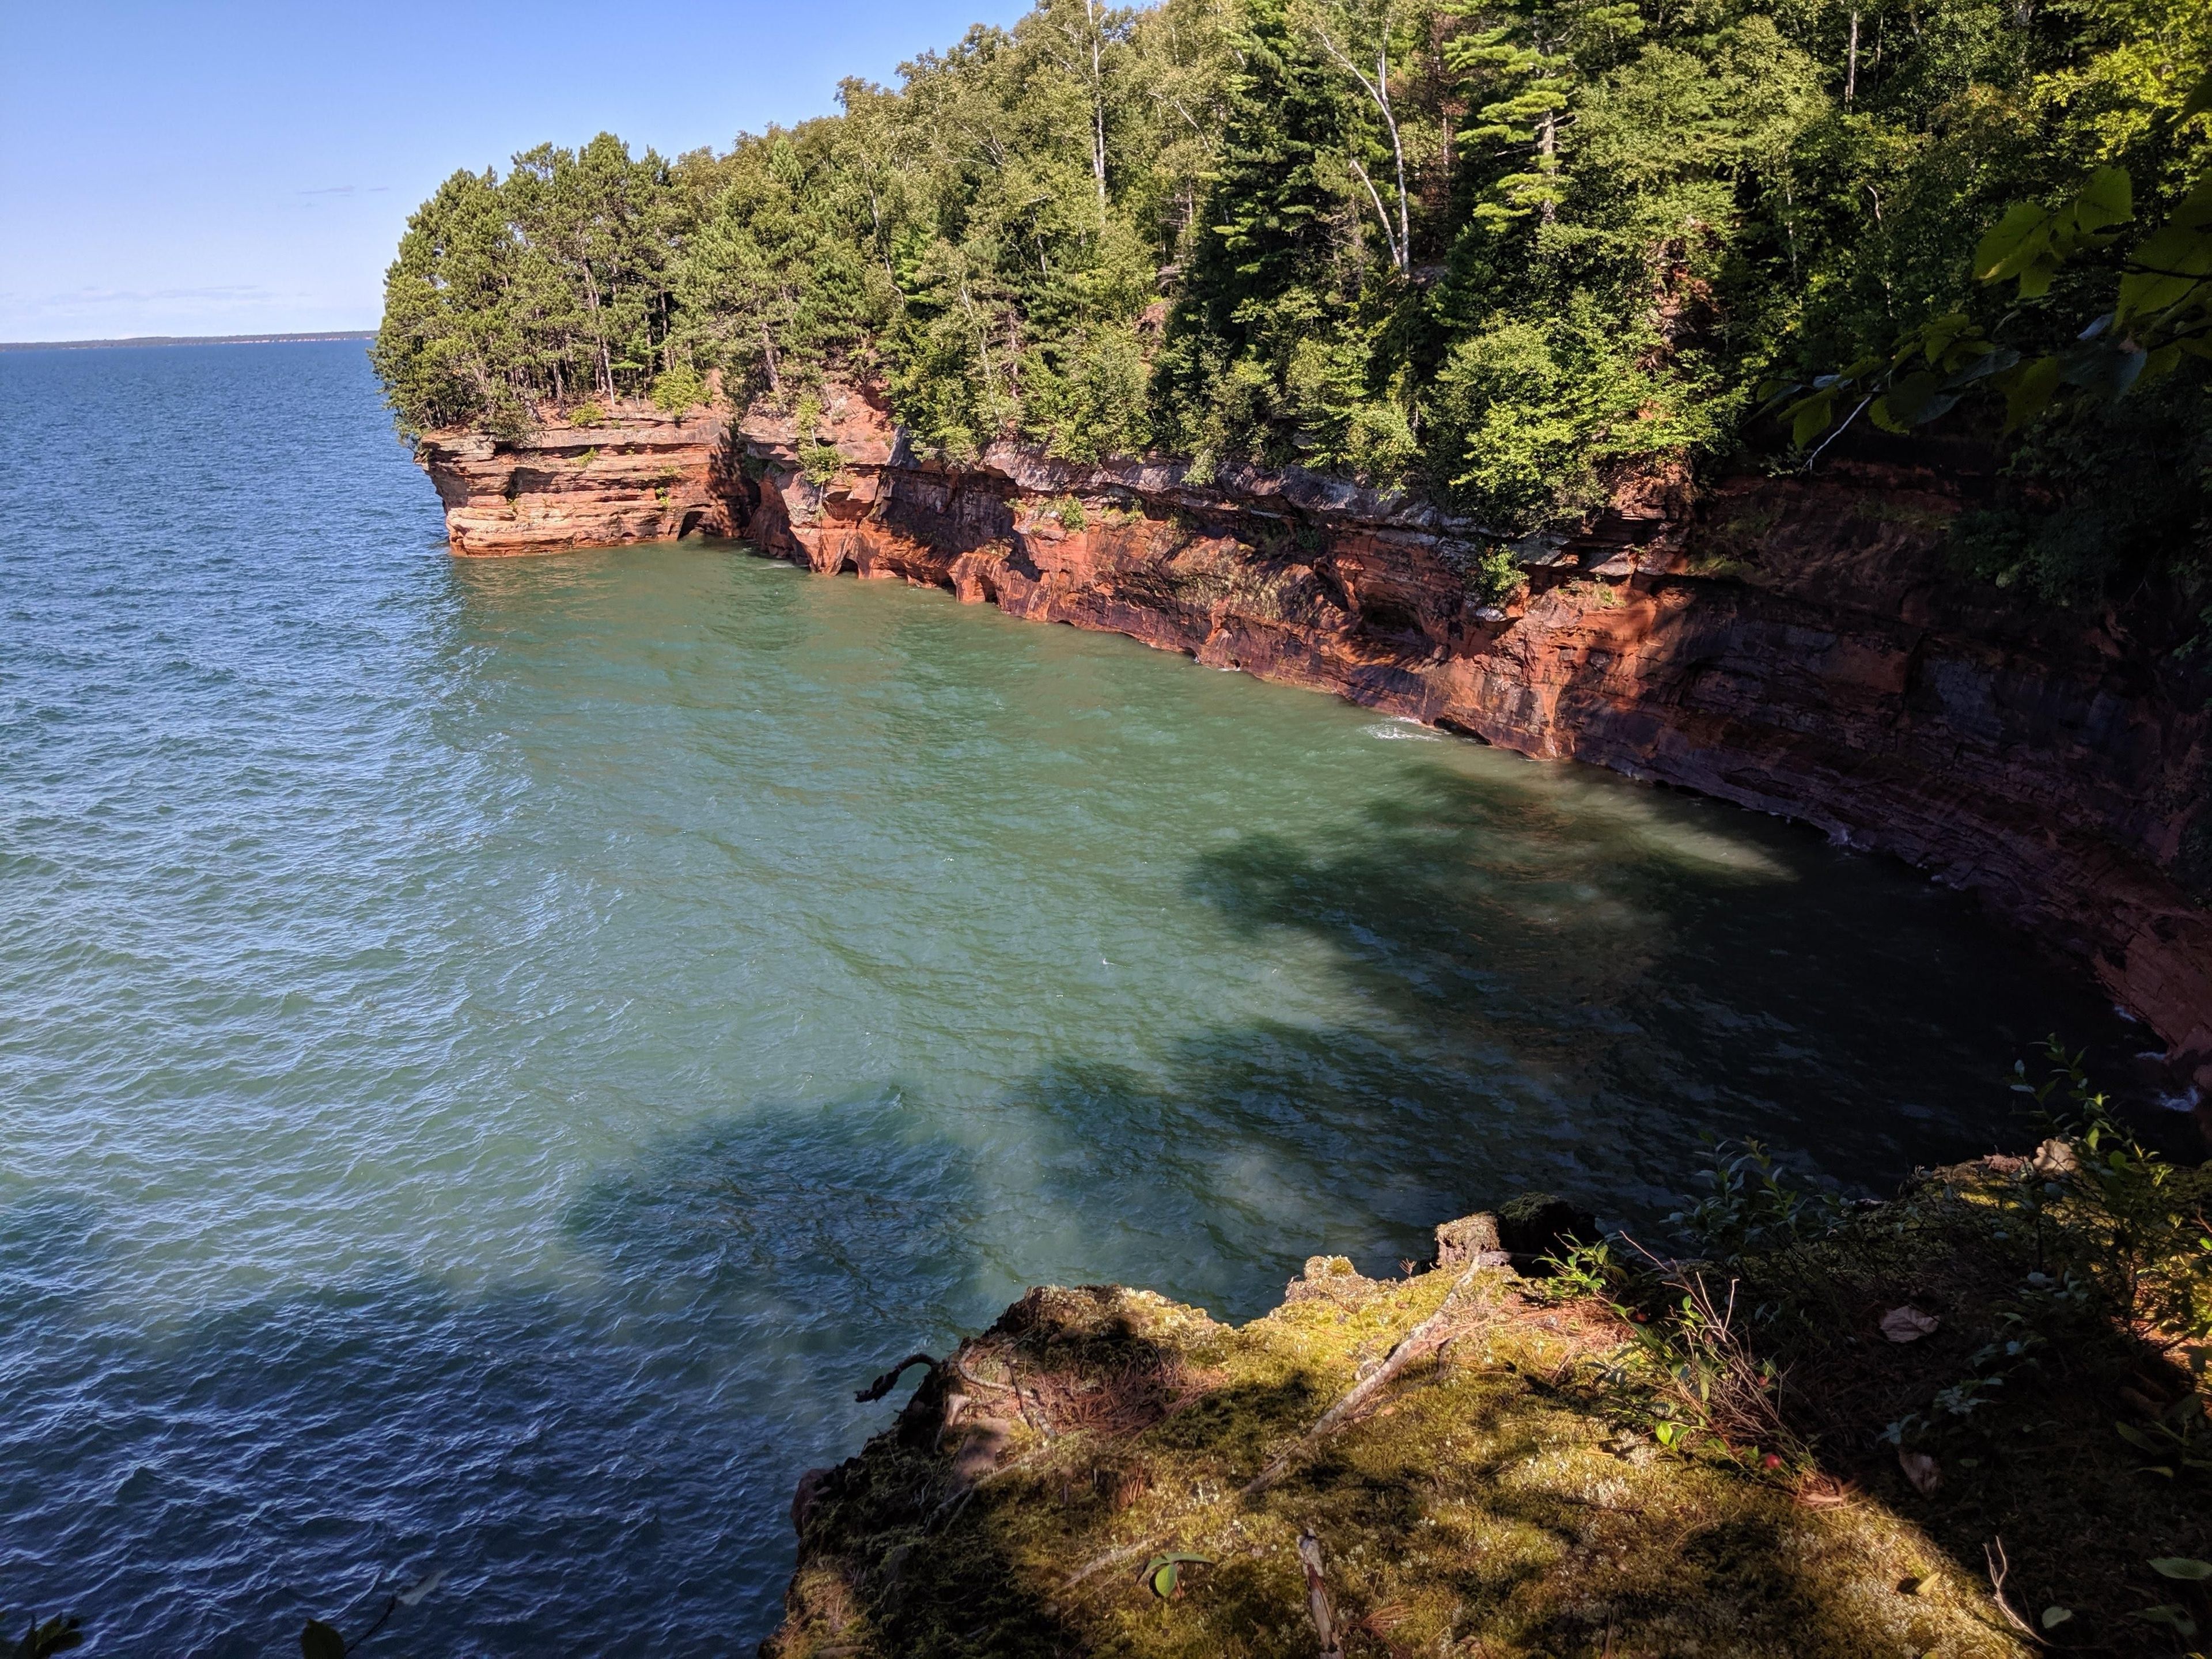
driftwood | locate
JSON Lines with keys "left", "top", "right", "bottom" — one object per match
{"left": 1242, "top": 1257, "right": 1496, "bottom": 1498}
{"left": 1298, "top": 1531, "right": 1344, "bottom": 1659}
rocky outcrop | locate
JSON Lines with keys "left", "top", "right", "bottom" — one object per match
{"left": 414, "top": 394, "right": 2212, "bottom": 1089}
{"left": 764, "top": 1201, "right": 2051, "bottom": 1658}
{"left": 414, "top": 404, "right": 739, "bottom": 553}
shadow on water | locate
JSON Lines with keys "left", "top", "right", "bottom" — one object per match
{"left": 850, "top": 759, "right": 2154, "bottom": 1331}
{"left": 0, "top": 796, "right": 2153, "bottom": 1659}
{"left": 3, "top": 536, "right": 2173, "bottom": 1654}
{"left": 0, "top": 1099, "right": 1022, "bottom": 1658}
{"left": 1181, "top": 760, "right": 2152, "bottom": 1187}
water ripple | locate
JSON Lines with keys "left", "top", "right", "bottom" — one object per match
{"left": 0, "top": 342, "right": 2135, "bottom": 1653}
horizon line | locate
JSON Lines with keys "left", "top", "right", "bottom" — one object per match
{"left": 0, "top": 329, "right": 376, "bottom": 352}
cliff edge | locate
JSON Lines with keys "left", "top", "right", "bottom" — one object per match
{"left": 763, "top": 1211, "right": 2033, "bottom": 1658}
{"left": 764, "top": 1133, "right": 2212, "bottom": 1656}
{"left": 411, "top": 397, "right": 2212, "bottom": 1092}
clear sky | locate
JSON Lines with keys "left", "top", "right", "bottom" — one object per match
{"left": 0, "top": 0, "right": 1025, "bottom": 343}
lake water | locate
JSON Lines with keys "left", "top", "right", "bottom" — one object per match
{"left": 0, "top": 341, "right": 2135, "bottom": 1653}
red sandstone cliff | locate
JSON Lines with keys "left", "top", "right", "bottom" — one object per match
{"left": 414, "top": 404, "right": 740, "bottom": 553}
{"left": 412, "top": 395, "right": 2212, "bottom": 1090}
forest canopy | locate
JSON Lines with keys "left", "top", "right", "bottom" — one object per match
{"left": 374, "top": 0, "right": 2210, "bottom": 601}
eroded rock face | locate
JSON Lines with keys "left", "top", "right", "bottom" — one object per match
{"left": 414, "top": 403, "right": 740, "bottom": 554}
{"left": 414, "top": 392, "right": 2212, "bottom": 1089}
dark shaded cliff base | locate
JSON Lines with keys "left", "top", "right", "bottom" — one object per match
{"left": 413, "top": 397, "right": 2212, "bottom": 1092}
{"left": 763, "top": 1145, "right": 2212, "bottom": 1658}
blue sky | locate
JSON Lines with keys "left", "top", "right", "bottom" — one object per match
{"left": 0, "top": 0, "right": 1025, "bottom": 342}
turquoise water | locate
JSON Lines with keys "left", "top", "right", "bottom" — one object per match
{"left": 0, "top": 342, "right": 2131, "bottom": 1653}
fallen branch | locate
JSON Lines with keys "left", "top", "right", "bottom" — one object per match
{"left": 855, "top": 1353, "right": 937, "bottom": 1403}
{"left": 1983, "top": 1536, "right": 2047, "bottom": 1646}
{"left": 952, "top": 1350, "right": 1022, "bottom": 1395}
{"left": 1243, "top": 1259, "right": 1495, "bottom": 1498}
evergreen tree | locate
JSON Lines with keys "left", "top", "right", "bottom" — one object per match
{"left": 371, "top": 0, "right": 2210, "bottom": 616}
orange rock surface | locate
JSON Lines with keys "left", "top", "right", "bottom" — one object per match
{"left": 415, "top": 404, "right": 740, "bottom": 554}
{"left": 415, "top": 392, "right": 2212, "bottom": 1090}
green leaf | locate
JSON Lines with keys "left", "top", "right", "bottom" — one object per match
{"left": 2070, "top": 165, "right": 2133, "bottom": 233}
{"left": 1999, "top": 356, "right": 2065, "bottom": 431}
{"left": 11, "top": 1616, "right": 84, "bottom": 1659}
{"left": 1919, "top": 312, "right": 1972, "bottom": 363}
{"left": 1787, "top": 392, "right": 1835, "bottom": 449}
{"left": 1867, "top": 395, "right": 1908, "bottom": 435}
{"left": 1944, "top": 346, "right": 2020, "bottom": 387}
{"left": 2063, "top": 340, "right": 2147, "bottom": 402}
{"left": 2149, "top": 1556, "right": 2212, "bottom": 1580}
{"left": 2117, "top": 199, "right": 2212, "bottom": 323}
{"left": 2118, "top": 1421, "right": 2161, "bottom": 1450}
{"left": 2139, "top": 1603, "right": 2200, "bottom": 1637}
{"left": 2179, "top": 67, "right": 2212, "bottom": 123}
{"left": 2142, "top": 342, "right": 2186, "bottom": 382}
{"left": 1881, "top": 371, "right": 1961, "bottom": 427}
{"left": 1143, "top": 1554, "right": 1213, "bottom": 1598}
{"left": 2014, "top": 254, "right": 2060, "bottom": 301}
{"left": 2040, "top": 1605, "right": 2073, "bottom": 1629}
{"left": 1975, "top": 202, "right": 2051, "bottom": 282}
{"left": 301, "top": 1620, "right": 347, "bottom": 1659}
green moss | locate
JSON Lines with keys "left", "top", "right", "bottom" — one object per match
{"left": 774, "top": 1051, "right": 2212, "bottom": 1659}
{"left": 768, "top": 1265, "right": 2026, "bottom": 1658}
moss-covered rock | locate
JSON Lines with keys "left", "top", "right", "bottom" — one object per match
{"left": 765, "top": 1234, "right": 2027, "bottom": 1658}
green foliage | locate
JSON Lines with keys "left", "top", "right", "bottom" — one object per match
{"left": 1458, "top": 541, "right": 1525, "bottom": 606}
{"left": 2012, "top": 1039, "right": 2212, "bottom": 1348}
{"left": 376, "top": 0, "right": 2210, "bottom": 608}
{"left": 1532, "top": 1236, "right": 1627, "bottom": 1299}
{"left": 1764, "top": 36, "right": 2212, "bottom": 615}
{"left": 649, "top": 363, "right": 707, "bottom": 412}
{"left": 372, "top": 136, "right": 683, "bottom": 435}
{"left": 1946, "top": 370, "right": 2212, "bottom": 616}
{"left": 1142, "top": 1552, "right": 1213, "bottom": 1597}
{"left": 1672, "top": 1137, "right": 1843, "bottom": 1259}
{"left": 792, "top": 392, "right": 845, "bottom": 484}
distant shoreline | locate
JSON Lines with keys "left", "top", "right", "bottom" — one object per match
{"left": 0, "top": 330, "right": 375, "bottom": 352}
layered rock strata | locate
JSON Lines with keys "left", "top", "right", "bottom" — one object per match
{"left": 414, "top": 395, "right": 2212, "bottom": 1088}
{"left": 414, "top": 404, "right": 740, "bottom": 554}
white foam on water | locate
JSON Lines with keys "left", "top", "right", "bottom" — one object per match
{"left": 1363, "top": 718, "right": 1441, "bottom": 741}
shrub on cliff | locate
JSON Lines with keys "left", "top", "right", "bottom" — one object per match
{"left": 649, "top": 365, "right": 706, "bottom": 414}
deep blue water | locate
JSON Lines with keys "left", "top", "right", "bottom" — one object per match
{"left": 0, "top": 340, "right": 2134, "bottom": 1653}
